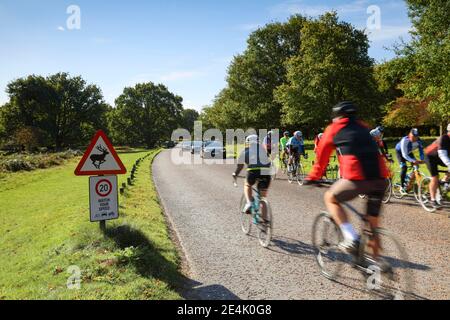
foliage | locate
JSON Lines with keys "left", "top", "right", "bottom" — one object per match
{"left": 108, "top": 83, "right": 183, "bottom": 148}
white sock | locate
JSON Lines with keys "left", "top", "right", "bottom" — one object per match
{"left": 340, "top": 223, "right": 358, "bottom": 241}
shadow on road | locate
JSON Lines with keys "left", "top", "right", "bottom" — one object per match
{"left": 268, "top": 236, "right": 316, "bottom": 260}
{"left": 182, "top": 279, "right": 241, "bottom": 300}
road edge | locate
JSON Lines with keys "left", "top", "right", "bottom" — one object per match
{"left": 151, "top": 149, "right": 198, "bottom": 299}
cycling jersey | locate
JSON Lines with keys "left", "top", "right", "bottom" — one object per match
{"left": 395, "top": 136, "right": 425, "bottom": 163}
{"left": 234, "top": 144, "right": 271, "bottom": 176}
{"left": 308, "top": 117, "right": 389, "bottom": 181}
{"left": 425, "top": 134, "right": 450, "bottom": 171}
{"left": 286, "top": 137, "right": 305, "bottom": 154}
{"left": 280, "top": 137, "right": 289, "bottom": 151}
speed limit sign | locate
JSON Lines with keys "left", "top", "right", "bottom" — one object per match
{"left": 89, "top": 175, "right": 118, "bottom": 222}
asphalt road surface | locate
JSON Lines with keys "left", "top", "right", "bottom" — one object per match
{"left": 153, "top": 149, "right": 449, "bottom": 300}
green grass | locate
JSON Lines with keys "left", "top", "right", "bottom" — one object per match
{"left": 0, "top": 149, "right": 183, "bottom": 300}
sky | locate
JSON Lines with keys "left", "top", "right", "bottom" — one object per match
{"left": 0, "top": 0, "right": 412, "bottom": 112}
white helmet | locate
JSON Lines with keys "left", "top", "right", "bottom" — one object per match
{"left": 245, "top": 134, "right": 259, "bottom": 145}
{"left": 318, "top": 133, "right": 323, "bottom": 139}
{"left": 294, "top": 131, "right": 303, "bottom": 139}
{"left": 447, "top": 123, "right": 450, "bottom": 132}
{"left": 370, "top": 128, "right": 382, "bottom": 138}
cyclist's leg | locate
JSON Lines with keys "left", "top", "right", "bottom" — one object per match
{"left": 257, "top": 173, "right": 271, "bottom": 221}
{"left": 244, "top": 171, "right": 257, "bottom": 211}
{"left": 396, "top": 151, "right": 408, "bottom": 188}
{"left": 325, "top": 179, "right": 360, "bottom": 242}
{"left": 426, "top": 155, "right": 441, "bottom": 201}
{"left": 364, "top": 179, "right": 387, "bottom": 258}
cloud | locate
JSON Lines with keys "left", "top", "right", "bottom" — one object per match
{"left": 366, "top": 25, "right": 411, "bottom": 41}
{"left": 270, "top": 0, "right": 369, "bottom": 17}
{"left": 57, "top": 26, "right": 65, "bottom": 32}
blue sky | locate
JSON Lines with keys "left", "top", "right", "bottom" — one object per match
{"left": 0, "top": 0, "right": 412, "bottom": 111}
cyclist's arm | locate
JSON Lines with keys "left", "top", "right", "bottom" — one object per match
{"left": 438, "top": 137, "right": 450, "bottom": 170}
{"left": 400, "top": 138, "right": 416, "bottom": 163}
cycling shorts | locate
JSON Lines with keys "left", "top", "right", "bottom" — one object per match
{"left": 246, "top": 170, "right": 271, "bottom": 190}
{"left": 425, "top": 154, "right": 446, "bottom": 177}
{"left": 329, "top": 179, "right": 387, "bottom": 217}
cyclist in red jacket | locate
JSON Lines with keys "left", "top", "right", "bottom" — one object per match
{"left": 305, "top": 101, "right": 389, "bottom": 257}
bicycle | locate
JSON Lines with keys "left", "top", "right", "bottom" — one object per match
{"left": 311, "top": 201, "right": 413, "bottom": 300}
{"left": 233, "top": 176, "right": 273, "bottom": 248}
{"left": 359, "top": 156, "right": 394, "bottom": 204}
{"left": 392, "top": 164, "right": 428, "bottom": 203}
{"left": 418, "top": 170, "right": 450, "bottom": 213}
{"left": 287, "top": 152, "right": 308, "bottom": 186}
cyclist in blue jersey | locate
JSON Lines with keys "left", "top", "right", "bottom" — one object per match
{"left": 395, "top": 128, "right": 425, "bottom": 193}
{"left": 286, "top": 131, "right": 306, "bottom": 172}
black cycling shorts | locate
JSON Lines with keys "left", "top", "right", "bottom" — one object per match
{"left": 246, "top": 170, "right": 271, "bottom": 190}
{"left": 425, "top": 154, "right": 446, "bottom": 177}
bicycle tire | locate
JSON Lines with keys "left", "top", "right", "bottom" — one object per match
{"left": 297, "top": 164, "right": 306, "bottom": 186}
{"left": 382, "top": 178, "right": 392, "bottom": 204}
{"left": 361, "top": 228, "right": 414, "bottom": 300}
{"left": 240, "top": 195, "right": 252, "bottom": 234}
{"left": 417, "top": 176, "right": 436, "bottom": 213}
{"left": 311, "top": 212, "right": 348, "bottom": 280}
{"left": 257, "top": 200, "right": 272, "bottom": 248}
{"left": 392, "top": 172, "right": 405, "bottom": 199}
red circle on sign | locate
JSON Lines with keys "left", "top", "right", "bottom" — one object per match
{"left": 95, "top": 179, "right": 112, "bottom": 197}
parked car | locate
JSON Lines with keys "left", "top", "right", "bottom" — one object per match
{"left": 191, "top": 141, "right": 203, "bottom": 154}
{"left": 181, "top": 141, "right": 192, "bottom": 151}
{"left": 201, "top": 141, "right": 227, "bottom": 159}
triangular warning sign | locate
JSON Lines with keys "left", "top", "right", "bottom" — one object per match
{"left": 74, "top": 130, "right": 126, "bottom": 176}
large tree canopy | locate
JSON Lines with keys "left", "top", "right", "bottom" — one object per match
{"left": 276, "top": 12, "right": 378, "bottom": 132}
{"left": 109, "top": 82, "right": 183, "bottom": 148}
{"left": 0, "top": 73, "right": 109, "bottom": 149}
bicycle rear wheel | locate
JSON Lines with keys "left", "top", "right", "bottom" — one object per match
{"left": 362, "top": 228, "right": 414, "bottom": 300}
{"left": 257, "top": 200, "right": 272, "bottom": 248}
{"left": 240, "top": 195, "right": 252, "bottom": 234}
{"left": 312, "top": 212, "right": 349, "bottom": 280}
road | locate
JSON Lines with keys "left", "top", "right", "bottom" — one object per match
{"left": 153, "top": 149, "right": 449, "bottom": 300}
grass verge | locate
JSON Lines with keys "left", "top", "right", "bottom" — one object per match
{"left": 0, "top": 149, "right": 182, "bottom": 299}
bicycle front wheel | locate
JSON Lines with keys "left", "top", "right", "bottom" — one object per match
{"left": 240, "top": 195, "right": 252, "bottom": 234}
{"left": 312, "top": 212, "right": 349, "bottom": 280}
{"left": 296, "top": 164, "right": 306, "bottom": 186}
{"left": 382, "top": 178, "right": 392, "bottom": 204}
{"left": 392, "top": 173, "right": 405, "bottom": 199}
{"left": 363, "top": 228, "right": 414, "bottom": 300}
{"left": 418, "top": 177, "right": 436, "bottom": 213}
{"left": 257, "top": 200, "right": 272, "bottom": 248}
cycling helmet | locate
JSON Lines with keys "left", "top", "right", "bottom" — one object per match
{"left": 370, "top": 128, "right": 382, "bottom": 138}
{"left": 411, "top": 128, "right": 419, "bottom": 137}
{"left": 447, "top": 123, "right": 450, "bottom": 132}
{"left": 376, "top": 126, "right": 384, "bottom": 133}
{"left": 245, "top": 134, "right": 259, "bottom": 145}
{"left": 283, "top": 131, "right": 290, "bottom": 136}
{"left": 332, "top": 101, "right": 357, "bottom": 117}
{"left": 318, "top": 133, "right": 323, "bottom": 139}
{"left": 294, "top": 131, "right": 303, "bottom": 139}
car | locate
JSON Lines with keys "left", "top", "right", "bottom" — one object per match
{"left": 165, "top": 140, "right": 175, "bottom": 148}
{"left": 191, "top": 141, "right": 203, "bottom": 154}
{"left": 201, "top": 141, "right": 227, "bottom": 159}
{"left": 181, "top": 141, "right": 192, "bottom": 151}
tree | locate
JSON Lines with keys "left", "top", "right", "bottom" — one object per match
{"left": 109, "top": 82, "right": 183, "bottom": 148}
{"left": 2, "top": 73, "right": 109, "bottom": 149}
{"left": 220, "top": 15, "right": 308, "bottom": 129}
{"left": 179, "top": 109, "right": 199, "bottom": 133}
{"left": 275, "top": 12, "right": 379, "bottom": 132}
{"left": 397, "top": 0, "right": 450, "bottom": 131}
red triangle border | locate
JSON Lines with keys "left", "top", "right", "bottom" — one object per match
{"left": 74, "top": 130, "right": 127, "bottom": 176}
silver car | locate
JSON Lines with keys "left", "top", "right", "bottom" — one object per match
{"left": 201, "top": 141, "right": 227, "bottom": 159}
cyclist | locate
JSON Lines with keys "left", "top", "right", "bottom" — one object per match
{"left": 263, "top": 131, "right": 273, "bottom": 157}
{"left": 314, "top": 133, "right": 323, "bottom": 154}
{"left": 370, "top": 126, "right": 392, "bottom": 162}
{"left": 395, "top": 128, "right": 425, "bottom": 194}
{"left": 304, "top": 101, "right": 389, "bottom": 257}
{"left": 232, "top": 135, "right": 271, "bottom": 217}
{"left": 424, "top": 124, "right": 450, "bottom": 209}
{"left": 279, "top": 131, "right": 290, "bottom": 166}
{"left": 286, "top": 131, "right": 306, "bottom": 173}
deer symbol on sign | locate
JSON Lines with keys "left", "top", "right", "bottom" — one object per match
{"left": 90, "top": 145, "right": 109, "bottom": 169}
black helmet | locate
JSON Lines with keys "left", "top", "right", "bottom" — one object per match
{"left": 332, "top": 101, "right": 357, "bottom": 117}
